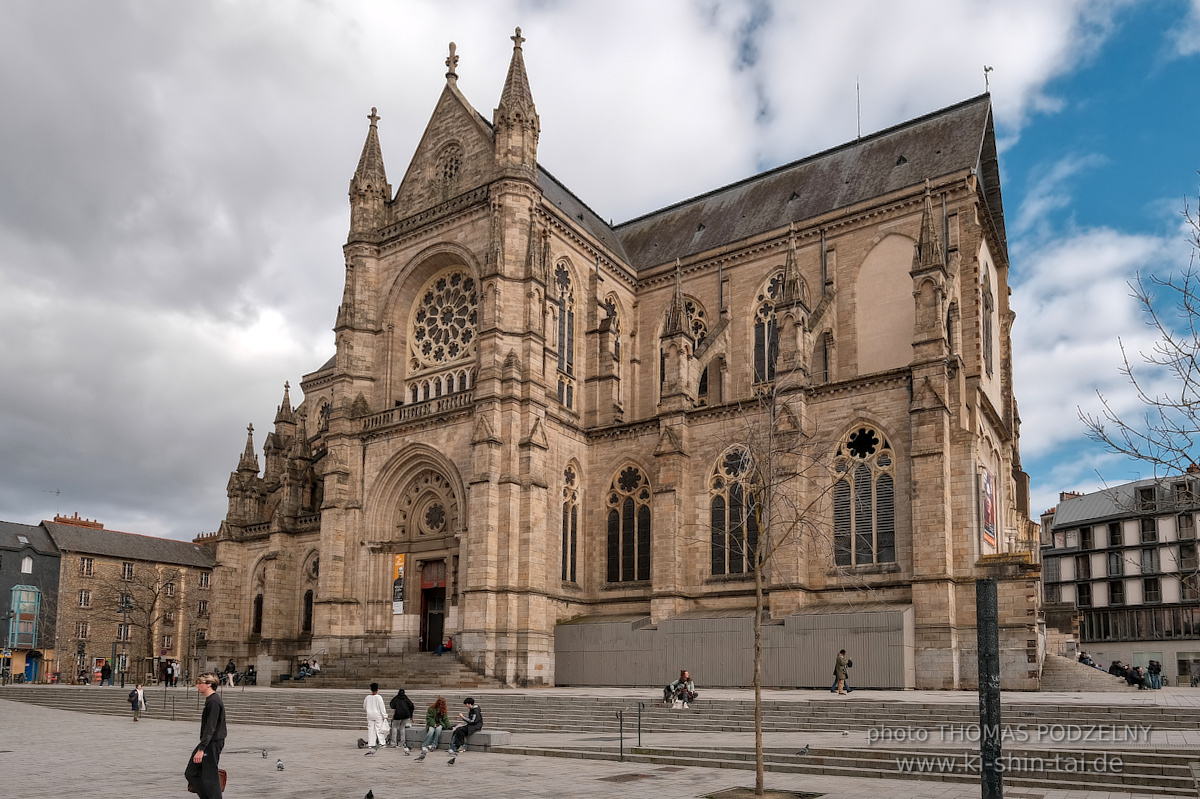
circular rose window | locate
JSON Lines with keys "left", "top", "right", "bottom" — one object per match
{"left": 410, "top": 269, "right": 479, "bottom": 368}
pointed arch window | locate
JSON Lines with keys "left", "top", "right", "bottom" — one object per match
{"left": 982, "top": 272, "right": 995, "bottom": 377}
{"left": 562, "top": 465, "right": 579, "bottom": 583}
{"left": 710, "top": 446, "right": 760, "bottom": 575}
{"left": 302, "top": 589, "right": 314, "bottom": 634}
{"left": 606, "top": 465, "right": 652, "bottom": 582}
{"left": 813, "top": 332, "right": 832, "bottom": 384}
{"left": 555, "top": 263, "right": 576, "bottom": 408}
{"left": 754, "top": 273, "right": 783, "bottom": 383}
{"left": 833, "top": 428, "right": 896, "bottom": 566}
{"left": 252, "top": 593, "right": 264, "bottom": 636}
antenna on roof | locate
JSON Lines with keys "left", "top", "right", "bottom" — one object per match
{"left": 856, "top": 76, "right": 861, "bottom": 139}
{"left": 983, "top": 65, "right": 993, "bottom": 92}
{"left": 42, "top": 487, "right": 62, "bottom": 515}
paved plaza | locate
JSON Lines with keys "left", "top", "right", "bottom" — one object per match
{"left": 5, "top": 687, "right": 1200, "bottom": 798}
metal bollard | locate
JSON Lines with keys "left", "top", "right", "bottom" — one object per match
{"left": 637, "top": 701, "right": 644, "bottom": 747}
{"left": 616, "top": 710, "right": 624, "bottom": 762}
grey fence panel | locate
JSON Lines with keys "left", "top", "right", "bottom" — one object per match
{"left": 555, "top": 606, "right": 915, "bottom": 688}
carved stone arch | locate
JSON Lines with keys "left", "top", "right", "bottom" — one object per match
{"left": 366, "top": 444, "right": 466, "bottom": 543}
{"left": 380, "top": 242, "right": 483, "bottom": 401}
{"left": 658, "top": 293, "right": 709, "bottom": 343}
{"left": 302, "top": 549, "right": 320, "bottom": 582}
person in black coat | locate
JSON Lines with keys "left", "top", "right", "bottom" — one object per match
{"left": 185, "top": 673, "right": 227, "bottom": 798}
{"left": 388, "top": 688, "right": 415, "bottom": 752}
{"left": 447, "top": 697, "right": 482, "bottom": 760}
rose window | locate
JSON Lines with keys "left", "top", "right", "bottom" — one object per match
{"left": 410, "top": 269, "right": 479, "bottom": 368}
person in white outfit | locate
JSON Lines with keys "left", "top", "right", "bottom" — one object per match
{"left": 363, "top": 683, "right": 389, "bottom": 754}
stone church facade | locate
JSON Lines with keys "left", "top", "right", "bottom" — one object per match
{"left": 205, "top": 29, "right": 1039, "bottom": 689}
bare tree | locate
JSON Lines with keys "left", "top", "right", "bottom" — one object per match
{"left": 715, "top": 376, "right": 838, "bottom": 796}
{"left": 92, "top": 564, "right": 184, "bottom": 668}
{"left": 1081, "top": 188, "right": 1200, "bottom": 475}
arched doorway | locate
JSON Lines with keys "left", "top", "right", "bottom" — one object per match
{"left": 420, "top": 560, "right": 447, "bottom": 652}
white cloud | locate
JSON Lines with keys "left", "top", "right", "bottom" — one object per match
{"left": 1168, "top": 0, "right": 1200, "bottom": 57}
{"left": 0, "top": 1, "right": 1148, "bottom": 537}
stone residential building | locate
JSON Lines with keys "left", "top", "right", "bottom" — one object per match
{"left": 1042, "top": 476, "right": 1200, "bottom": 685}
{"left": 206, "top": 29, "right": 1037, "bottom": 689}
{"left": 45, "top": 514, "right": 215, "bottom": 684}
{"left": 0, "top": 521, "right": 60, "bottom": 682}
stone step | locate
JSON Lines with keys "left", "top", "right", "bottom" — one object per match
{"left": 494, "top": 745, "right": 1197, "bottom": 796}
{"left": 1039, "top": 654, "right": 1143, "bottom": 692}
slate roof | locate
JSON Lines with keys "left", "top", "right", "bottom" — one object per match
{"left": 1050, "top": 476, "right": 1195, "bottom": 529}
{"left": 0, "top": 520, "right": 58, "bottom": 555}
{"left": 43, "top": 521, "right": 216, "bottom": 568}
{"left": 613, "top": 94, "right": 1001, "bottom": 271}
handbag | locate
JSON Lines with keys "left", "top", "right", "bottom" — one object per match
{"left": 186, "top": 769, "right": 227, "bottom": 793}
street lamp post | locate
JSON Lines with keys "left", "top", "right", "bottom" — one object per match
{"left": 119, "top": 597, "right": 130, "bottom": 689}
{"left": 3, "top": 610, "right": 14, "bottom": 685}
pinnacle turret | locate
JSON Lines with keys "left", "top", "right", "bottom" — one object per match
{"left": 274, "top": 381, "right": 297, "bottom": 425}
{"left": 237, "top": 423, "right": 260, "bottom": 474}
{"left": 662, "top": 260, "right": 692, "bottom": 340}
{"left": 780, "top": 223, "right": 807, "bottom": 307}
{"left": 913, "top": 180, "right": 945, "bottom": 270}
{"left": 349, "top": 107, "right": 392, "bottom": 235}
{"left": 493, "top": 27, "right": 539, "bottom": 172}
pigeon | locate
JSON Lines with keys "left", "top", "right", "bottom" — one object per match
{"left": 796, "top": 744, "right": 810, "bottom": 756}
{"left": 276, "top": 759, "right": 285, "bottom": 771}
{"left": 842, "top": 730, "right": 849, "bottom": 736}
{"left": 365, "top": 792, "right": 374, "bottom": 799}
{"left": 262, "top": 749, "right": 268, "bottom": 758}
{"left": 357, "top": 738, "right": 367, "bottom": 750}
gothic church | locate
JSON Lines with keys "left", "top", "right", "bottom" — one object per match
{"left": 206, "top": 29, "right": 1039, "bottom": 689}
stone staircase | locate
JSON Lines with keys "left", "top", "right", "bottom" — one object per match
{"left": 7, "top": 686, "right": 1200, "bottom": 795}
{"left": 1038, "top": 654, "right": 1141, "bottom": 692}
{"left": 498, "top": 742, "right": 1199, "bottom": 796}
{"left": 281, "top": 652, "right": 502, "bottom": 690}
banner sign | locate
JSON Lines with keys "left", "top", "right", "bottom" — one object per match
{"left": 981, "top": 469, "right": 997, "bottom": 550}
{"left": 392, "top": 554, "right": 405, "bottom": 614}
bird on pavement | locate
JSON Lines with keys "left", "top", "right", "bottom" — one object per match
{"left": 276, "top": 759, "right": 285, "bottom": 771}
{"left": 365, "top": 792, "right": 374, "bottom": 799}
{"left": 262, "top": 749, "right": 268, "bottom": 758}
{"left": 796, "top": 744, "right": 810, "bottom": 756}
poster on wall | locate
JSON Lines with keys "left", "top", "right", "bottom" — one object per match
{"left": 392, "top": 554, "right": 405, "bottom": 615}
{"left": 981, "top": 469, "right": 997, "bottom": 551}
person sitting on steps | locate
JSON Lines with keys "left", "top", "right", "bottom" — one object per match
{"left": 663, "top": 670, "right": 697, "bottom": 708}
{"left": 414, "top": 697, "right": 452, "bottom": 761}
{"left": 433, "top": 636, "right": 452, "bottom": 656}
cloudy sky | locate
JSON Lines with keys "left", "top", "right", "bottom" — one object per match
{"left": 1, "top": 0, "right": 1198, "bottom": 540}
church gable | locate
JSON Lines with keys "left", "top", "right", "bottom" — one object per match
{"left": 391, "top": 82, "right": 496, "bottom": 220}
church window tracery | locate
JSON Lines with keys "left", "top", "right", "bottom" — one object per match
{"left": 555, "top": 262, "right": 576, "bottom": 409}
{"left": 407, "top": 268, "right": 479, "bottom": 403}
{"left": 754, "top": 272, "right": 783, "bottom": 383}
{"left": 562, "top": 464, "right": 579, "bottom": 583}
{"left": 833, "top": 428, "right": 896, "bottom": 566}
{"left": 396, "top": 470, "right": 459, "bottom": 540}
{"left": 606, "top": 465, "right": 651, "bottom": 582}
{"left": 710, "top": 445, "right": 760, "bottom": 575}
{"left": 982, "top": 272, "right": 995, "bottom": 377}
{"left": 436, "top": 144, "right": 463, "bottom": 185}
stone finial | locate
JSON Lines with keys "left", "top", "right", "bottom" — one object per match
{"left": 367, "top": 107, "right": 379, "bottom": 127}
{"left": 446, "top": 42, "right": 458, "bottom": 81}
{"left": 511, "top": 26, "right": 525, "bottom": 48}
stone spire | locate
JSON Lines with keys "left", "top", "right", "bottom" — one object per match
{"left": 780, "top": 222, "right": 806, "bottom": 307}
{"left": 913, "top": 180, "right": 945, "bottom": 270}
{"left": 493, "top": 27, "right": 540, "bottom": 173}
{"left": 274, "top": 381, "right": 297, "bottom": 425}
{"left": 662, "top": 260, "right": 692, "bottom": 340}
{"left": 348, "top": 107, "right": 392, "bottom": 235}
{"left": 237, "top": 423, "right": 260, "bottom": 474}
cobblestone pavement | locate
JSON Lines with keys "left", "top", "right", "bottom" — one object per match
{"left": 0, "top": 697, "right": 1180, "bottom": 799}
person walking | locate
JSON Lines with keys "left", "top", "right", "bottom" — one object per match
{"left": 100, "top": 661, "right": 112, "bottom": 686}
{"left": 388, "top": 687, "right": 415, "bottom": 753}
{"left": 834, "top": 649, "right": 851, "bottom": 695}
{"left": 414, "top": 697, "right": 452, "bottom": 761}
{"left": 446, "top": 697, "right": 483, "bottom": 764}
{"left": 184, "top": 673, "right": 226, "bottom": 799}
{"left": 224, "top": 659, "right": 236, "bottom": 687}
{"left": 127, "top": 683, "right": 147, "bottom": 721}
{"left": 362, "top": 683, "right": 389, "bottom": 755}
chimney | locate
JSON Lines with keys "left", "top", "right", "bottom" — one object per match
{"left": 53, "top": 512, "right": 104, "bottom": 529}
